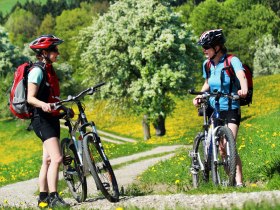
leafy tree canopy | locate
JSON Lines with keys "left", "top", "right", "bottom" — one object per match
{"left": 253, "top": 34, "right": 280, "bottom": 76}
{"left": 55, "top": 4, "right": 94, "bottom": 62}
{"left": 78, "top": 0, "right": 201, "bottom": 124}
{"left": 4, "top": 8, "right": 40, "bottom": 47}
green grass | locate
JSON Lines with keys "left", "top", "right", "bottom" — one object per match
{"left": 137, "top": 74, "right": 280, "bottom": 194}
{"left": 0, "top": 74, "right": 279, "bottom": 197}
{"left": 0, "top": 0, "right": 46, "bottom": 15}
{"left": 0, "top": 118, "right": 157, "bottom": 187}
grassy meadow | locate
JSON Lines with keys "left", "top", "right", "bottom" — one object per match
{"left": 0, "top": 74, "right": 279, "bottom": 195}
{"left": 0, "top": 0, "right": 46, "bottom": 15}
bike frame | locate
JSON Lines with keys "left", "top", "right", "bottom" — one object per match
{"left": 191, "top": 90, "right": 237, "bottom": 174}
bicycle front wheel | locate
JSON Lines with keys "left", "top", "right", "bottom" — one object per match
{"left": 61, "top": 138, "right": 87, "bottom": 202}
{"left": 83, "top": 134, "right": 119, "bottom": 202}
{"left": 191, "top": 132, "right": 210, "bottom": 188}
{"left": 211, "top": 126, "right": 236, "bottom": 186}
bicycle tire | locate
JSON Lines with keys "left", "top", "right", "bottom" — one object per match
{"left": 211, "top": 126, "right": 236, "bottom": 186}
{"left": 61, "top": 138, "right": 87, "bottom": 202}
{"left": 191, "top": 132, "right": 210, "bottom": 188}
{"left": 83, "top": 134, "right": 119, "bottom": 202}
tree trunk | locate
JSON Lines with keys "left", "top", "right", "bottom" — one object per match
{"left": 142, "top": 114, "right": 151, "bottom": 140}
{"left": 153, "top": 114, "right": 166, "bottom": 136}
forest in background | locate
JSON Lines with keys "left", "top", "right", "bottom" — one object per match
{"left": 1, "top": 0, "right": 280, "bottom": 137}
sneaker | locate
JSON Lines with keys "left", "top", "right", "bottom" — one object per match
{"left": 38, "top": 197, "right": 49, "bottom": 209}
{"left": 236, "top": 183, "right": 244, "bottom": 188}
{"left": 49, "top": 194, "right": 70, "bottom": 208}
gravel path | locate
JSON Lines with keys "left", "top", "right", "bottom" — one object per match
{"left": 0, "top": 144, "right": 279, "bottom": 209}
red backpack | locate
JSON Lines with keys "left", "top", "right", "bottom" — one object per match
{"left": 204, "top": 54, "right": 253, "bottom": 106}
{"left": 9, "top": 61, "right": 45, "bottom": 119}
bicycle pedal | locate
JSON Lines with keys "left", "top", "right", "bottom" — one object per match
{"left": 65, "top": 167, "right": 78, "bottom": 175}
{"left": 103, "top": 182, "right": 110, "bottom": 189}
{"left": 63, "top": 155, "right": 73, "bottom": 165}
{"left": 190, "top": 167, "right": 198, "bottom": 175}
{"left": 188, "top": 150, "right": 197, "bottom": 158}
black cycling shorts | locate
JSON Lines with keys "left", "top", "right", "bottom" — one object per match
{"left": 31, "top": 116, "right": 60, "bottom": 142}
{"left": 219, "top": 109, "right": 241, "bottom": 126}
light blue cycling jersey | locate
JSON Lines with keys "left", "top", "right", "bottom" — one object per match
{"left": 202, "top": 54, "right": 244, "bottom": 111}
{"left": 28, "top": 66, "right": 44, "bottom": 86}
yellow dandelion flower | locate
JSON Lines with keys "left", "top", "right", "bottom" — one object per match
{"left": 250, "top": 183, "right": 257, "bottom": 187}
{"left": 175, "top": 179, "right": 180, "bottom": 184}
{"left": 116, "top": 207, "right": 124, "bottom": 210}
{"left": 271, "top": 144, "right": 276, "bottom": 148}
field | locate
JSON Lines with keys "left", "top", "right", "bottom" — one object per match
{"left": 0, "top": 74, "right": 279, "bottom": 194}
{"left": 0, "top": 0, "right": 46, "bottom": 15}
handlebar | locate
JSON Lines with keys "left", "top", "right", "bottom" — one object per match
{"left": 51, "top": 82, "right": 106, "bottom": 110}
{"left": 188, "top": 89, "right": 240, "bottom": 100}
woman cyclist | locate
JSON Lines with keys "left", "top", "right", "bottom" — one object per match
{"left": 192, "top": 29, "right": 247, "bottom": 187}
{"left": 27, "top": 35, "right": 70, "bottom": 208}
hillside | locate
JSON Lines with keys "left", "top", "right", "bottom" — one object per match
{"left": 0, "top": 0, "right": 46, "bottom": 15}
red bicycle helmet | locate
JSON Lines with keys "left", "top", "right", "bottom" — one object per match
{"left": 197, "top": 29, "right": 226, "bottom": 47}
{"left": 29, "top": 34, "right": 63, "bottom": 54}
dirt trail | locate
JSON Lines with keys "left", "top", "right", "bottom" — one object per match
{"left": 1, "top": 144, "right": 279, "bottom": 210}
{"left": 0, "top": 145, "right": 182, "bottom": 209}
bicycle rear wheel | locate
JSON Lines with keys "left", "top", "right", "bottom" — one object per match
{"left": 211, "top": 126, "right": 236, "bottom": 186}
{"left": 191, "top": 132, "right": 210, "bottom": 188}
{"left": 61, "top": 138, "right": 87, "bottom": 202}
{"left": 83, "top": 134, "right": 119, "bottom": 202}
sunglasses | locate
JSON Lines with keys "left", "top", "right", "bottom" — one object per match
{"left": 49, "top": 47, "right": 59, "bottom": 53}
{"left": 202, "top": 45, "right": 212, "bottom": 50}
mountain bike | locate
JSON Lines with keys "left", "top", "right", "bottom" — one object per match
{"left": 52, "top": 82, "right": 119, "bottom": 203}
{"left": 188, "top": 89, "right": 238, "bottom": 188}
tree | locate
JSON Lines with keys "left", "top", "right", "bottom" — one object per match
{"left": 253, "top": 34, "right": 280, "bottom": 76}
{"left": 227, "top": 4, "right": 280, "bottom": 66}
{"left": 187, "top": 0, "right": 280, "bottom": 67}
{"left": 4, "top": 8, "right": 40, "bottom": 47}
{"left": 55, "top": 5, "right": 93, "bottom": 62}
{"left": 37, "top": 13, "right": 56, "bottom": 36}
{"left": 78, "top": 0, "right": 201, "bottom": 139}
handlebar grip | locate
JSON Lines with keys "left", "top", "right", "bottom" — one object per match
{"left": 92, "top": 82, "right": 106, "bottom": 90}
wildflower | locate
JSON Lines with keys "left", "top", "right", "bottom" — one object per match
{"left": 175, "top": 179, "right": 180, "bottom": 184}
{"left": 116, "top": 207, "right": 124, "bottom": 210}
{"left": 271, "top": 144, "right": 276, "bottom": 148}
{"left": 250, "top": 183, "right": 257, "bottom": 187}
{"left": 272, "top": 132, "right": 278, "bottom": 137}
{"left": 4, "top": 199, "right": 8, "bottom": 204}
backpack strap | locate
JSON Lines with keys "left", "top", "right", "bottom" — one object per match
{"left": 204, "top": 60, "right": 211, "bottom": 79}
{"left": 29, "top": 61, "right": 47, "bottom": 98}
{"left": 222, "top": 54, "right": 237, "bottom": 109}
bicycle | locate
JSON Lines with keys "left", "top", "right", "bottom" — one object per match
{"left": 52, "top": 82, "right": 119, "bottom": 203}
{"left": 188, "top": 89, "right": 238, "bottom": 188}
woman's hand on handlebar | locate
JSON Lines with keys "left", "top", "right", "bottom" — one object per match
{"left": 41, "top": 102, "right": 52, "bottom": 113}
{"left": 193, "top": 95, "right": 202, "bottom": 107}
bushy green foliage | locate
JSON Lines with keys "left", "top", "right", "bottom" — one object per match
{"left": 187, "top": 0, "right": 280, "bottom": 67}
{"left": 4, "top": 8, "right": 40, "bottom": 47}
{"left": 37, "top": 13, "right": 56, "bottom": 36}
{"left": 55, "top": 5, "right": 93, "bottom": 62}
{"left": 228, "top": 4, "right": 280, "bottom": 66}
{"left": 78, "top": 0, "right": 201, "bottom": 124}
{"left": 253, "top": 34, "right": 280, "bottom": 77}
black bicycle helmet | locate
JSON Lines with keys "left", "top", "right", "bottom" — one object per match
{"left": 29, "top": 34, "right": 63, "bottom": 54}
{"left": 197, "top": 29, "right": 226, "bottom": 47}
